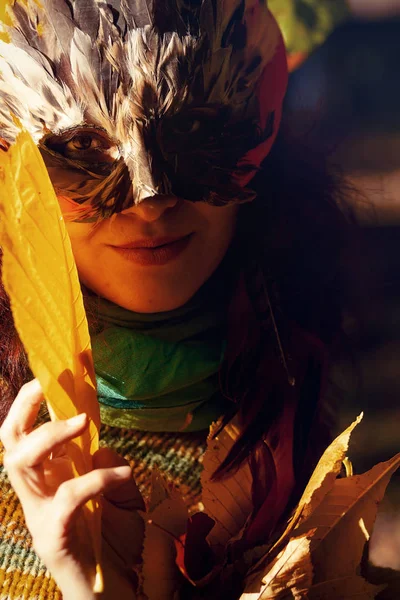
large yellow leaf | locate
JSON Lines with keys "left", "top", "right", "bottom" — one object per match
{"left": 0, "top": 131, "right": 103, "bottom": 590}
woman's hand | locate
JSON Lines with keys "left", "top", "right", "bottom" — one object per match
{"left": 0, "top": 379, "right": 144, "bottom": 600}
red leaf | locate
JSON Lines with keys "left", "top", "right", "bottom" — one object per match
{"left": 174, "top": 512, "right": 216, "bottom": 584}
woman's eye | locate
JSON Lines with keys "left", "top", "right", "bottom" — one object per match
{"left": 67, "top": 135, "right": 98, "bottom": 151}
{"left": 44, "top": 129, "right": 120, "bottom": 163}
{"left": 65, "top": 134, "right": 114, "bottom": 154}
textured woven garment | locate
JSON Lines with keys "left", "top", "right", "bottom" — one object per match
{"left": 0, "top": 414, "right": 207, "bottom": 600}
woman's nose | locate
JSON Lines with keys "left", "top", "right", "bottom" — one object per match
{"left": 121, "top": 194, "right": 181, "bottom": 222}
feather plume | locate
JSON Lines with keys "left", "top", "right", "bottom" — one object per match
{"left": 0, "top": 40, "right": 84, "bottom": 140}
{"left": 73, "top": 0, "right": 101, "bottom": 42}
{"left": 120, "top": 0, "right": 154, "bottom": 30}
{"left": 1, "top": 0, "right": 279, "bottom": 138}
{"left": 39, "top": 0, "right": 76, "bottom": 58}
{"left": 0, "top": 0, "right": 283, "bottom": 218}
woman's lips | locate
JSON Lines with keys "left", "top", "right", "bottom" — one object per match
{"left": 108, "top": 234, "right": 193, "bottom": 266}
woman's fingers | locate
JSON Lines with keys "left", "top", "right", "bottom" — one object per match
{"left": 3, "top": 414, "right": 89, "bottom": 507}
{"left": 53, "top": 465, "right": 132, "bottom": 530}
{"left": 31, "top": 466, "right": 132, "bottom": 568}
{"left": 0, "top": 379, "right": 43, "bottom": 449}
{"left": 4, "top": 414, "right": 88, "bottom": 472}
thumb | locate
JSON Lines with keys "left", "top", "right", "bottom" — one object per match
{"left": 92, "top": 447, "right": 145, "bottom": 510}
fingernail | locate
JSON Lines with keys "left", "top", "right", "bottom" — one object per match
{"left": 67, "top": 413, "right": 87, "bottom": 427}
{"left": 114, "top": 466, "right": 131, "bottom": 478}
{"left": 30, "top": 379, "right": 43, "bottom": 393}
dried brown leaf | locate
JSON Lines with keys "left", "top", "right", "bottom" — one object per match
{"left": 243, "top": 415, "right": 363, "bottom": 584}
{"left": 200, "top": 418, "right": 253, "bottom": 550}
{"left": 296, "top": 453, "right": 400, "bottom": 584}
{"left": 260, "top": 413, "right": 363, "bottom": 565}
{"left": 241, "top": 534, "right": 313, "bottom": 599}
{"left": 146, "top": 468, "right": 171, "bottom": 511}
{"left": 293, "top": 413, "right": 363, "bottom": 528}
{"left": 139, "top": 473, "right": 188, "bottom": 600}
{"left": 240, "top": 446, "right": 399, "bottom": 599}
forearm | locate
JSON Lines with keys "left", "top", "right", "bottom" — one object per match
{"left": 50, "top": 543, "right": 137, "bottom": 600}
{"left": 53, "top": 563, "right": 99, "bottom": 600}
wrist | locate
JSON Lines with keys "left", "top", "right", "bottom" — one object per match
{"left": 45, "top": 554, "right": 98, "bottom": 600}
{"left": 52, "top": 559, "right": 137, "bottom": 600}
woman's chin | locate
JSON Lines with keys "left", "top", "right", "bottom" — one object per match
{"left": 87, "top": 279, "right": 199, "bottom": 314}
{"left": 104, "top": 294, "right": 194, "bottom": 314}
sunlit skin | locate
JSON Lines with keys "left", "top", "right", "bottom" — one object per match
{"left": 65, "top": 195, "right": 239, "bottom": 313}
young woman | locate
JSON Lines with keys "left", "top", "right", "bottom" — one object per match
{"left": 0, "top": 1, "right": 352, "bottom": 598}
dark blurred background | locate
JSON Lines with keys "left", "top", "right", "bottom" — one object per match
{"left": 280, "top": 6, "right": 400, "bottom": 572}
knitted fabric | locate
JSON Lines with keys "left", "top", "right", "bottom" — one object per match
{"left": 0, "top": 411, "right": 207, "bottom": 600}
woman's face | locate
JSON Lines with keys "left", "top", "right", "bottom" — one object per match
{"left": 65, "top": 196, "right": 238, "bottom": 313}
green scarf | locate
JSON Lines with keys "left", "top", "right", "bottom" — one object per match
{"left": 90, "top": 264, "right": 236, "bottom": 432}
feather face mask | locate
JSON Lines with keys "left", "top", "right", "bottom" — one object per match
{"left": 0, "top": 0, "right": 288, "bottom": 222}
